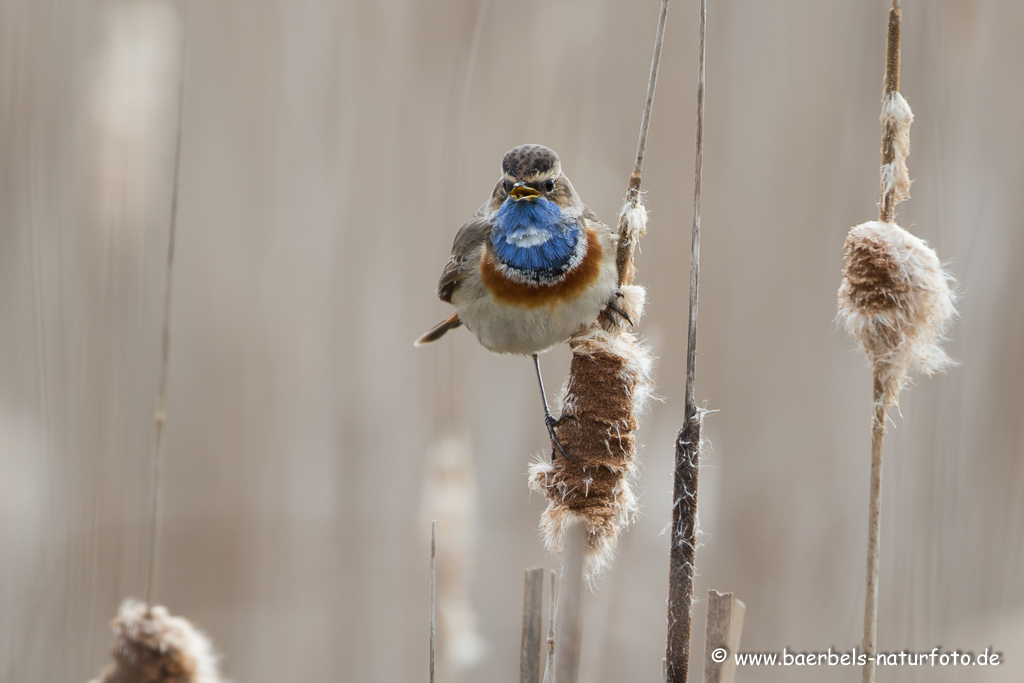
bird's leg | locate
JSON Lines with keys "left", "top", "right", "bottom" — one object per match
{"left": 532, "top": 353, "right": 572, "bottom": 462}
{"left": 603, "top": 291, "right": 633, "bottom": 326}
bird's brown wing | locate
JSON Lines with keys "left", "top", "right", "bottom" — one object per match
{"left": 438, "top": 217, "right": 490, "bottom": 303}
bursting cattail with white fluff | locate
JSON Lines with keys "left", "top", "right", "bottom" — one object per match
{"left": 528, "top": 286, "right": 652, "bottom": 579}
{"left": 840, "top": 53, "right": 956, "bottom": 408}
{"left": 838, "top": 5, "right": 957, "bottom": 407}
{"left": 89, "top": 600, "right": 223, "bottom": 683}
{"left": 839, "top": 220, "right": 956, "bottom": 408}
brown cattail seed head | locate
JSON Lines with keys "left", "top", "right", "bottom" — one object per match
{"left": 838, "top": 220, "right": 956, "bottom": 406}
{"left": 528, "top": 286, "right": 652, "bottom": 580}
{"left": 89, "top": 600, "right": 223, "bottom": 683}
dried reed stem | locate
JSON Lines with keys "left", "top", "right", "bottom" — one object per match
{"left": 430, "top": 520, "right": 437, "bottom": 683}
{"left": 618, "top": 0, "right": 671, "bottom": 284}
{"left": 665, "top": 0, "right": 707, "bottom": 680}
{"left": 862, "top": 374, "right": 887, "bottom": 683}
{"left": 553, "top": 521, "right": 586, "bottom": 683}
{"left": 879, "top": 3, "right": 907, "bottom": 223}
{"left": 631, "top": 0, "right": 670, "bottom": 184}
{"left": 543, "top": 570, "right": 556, "bottom": 683}
{"left": 863, "top": 8, "right": 899, "bottom": 682}
{"left": 144, "top": 1, "right": 189, "bottom": 614}
{"left": 520, "top": 567, "right": 545, "bottom": 683}
{"left": 702, "top": 590, "right": 746, "bottom": 683}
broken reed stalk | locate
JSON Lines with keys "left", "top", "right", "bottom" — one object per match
{"left": 837, "top": 4, "right": 956, "bottom": 682}
{"left": 527, "top": 0, "right": 666, "bottom": 582}
{"left": 665, "top": 0, "right": 707, "bottom": 681}
{"left": 144, "top": 1, "right": 189, "bottom": 614}
{"left": 702, "top": 590, "right": 745, "bottom": 683}
{"left": 552, "top": 521, "right": 586, "bottom": 683}
{"left": 520, "top": 567, "right": 545, "bottom": 683}
{"left": 543, "top": 570, "right": 556, "bottom": 683}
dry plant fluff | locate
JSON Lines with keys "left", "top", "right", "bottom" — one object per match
{"left": 89, "top": 600, "right": 223, "bottom": 683}
{"left": 528, "top": 202, "right": 654, "bottom": 580}
{"left": 838, "top": 18, "right": 956, "bottom": 409}
{"left": 878, "top": 91, "right": 913, "bottom": 218}
{"left": 839, "top": 219, "right": 956, "bottom": 407}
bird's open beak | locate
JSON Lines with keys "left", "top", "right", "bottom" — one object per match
{"left": 509, "top": 183, "right": 541, "bottom": 201}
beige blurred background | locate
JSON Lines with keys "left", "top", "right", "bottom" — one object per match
{"left": 2, "top": 0, "right": 1022, "bottom": 681}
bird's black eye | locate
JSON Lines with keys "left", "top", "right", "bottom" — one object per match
{"left": 503, "top": 179, "right": 513, "bottom": 194}
{"left": 544, "top": 179, "right": 555, "bottom": 192}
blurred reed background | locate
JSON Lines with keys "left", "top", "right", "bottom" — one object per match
{"left": 1, "top": 1, "right": 1022, "bottom": 681}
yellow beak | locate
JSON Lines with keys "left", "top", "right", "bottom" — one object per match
{"left": 510, "top": 184, "right": 541, "bottom": 201}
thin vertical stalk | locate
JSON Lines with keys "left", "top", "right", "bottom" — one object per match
{"left": 666, "top": 0, "right": 707, "bottom": 680}
{"left": 430, "top": 521, "right": 437, "bottom": 683}
{"left": 863, "top": 5, "right": 901, "bottom": 681}
{"left": 520, "top": 567, "right": 545, "bottom": 683}
{"left": 553, "top": 521, "right": 586, "bottom": 683}
{"left": 143, "top": 3, "right": 189, "bottom": 614}
{"left": 617, "top": 0, "right": 671, "bottom": 287}
{"left": 628, "top": 0, "right": 671, "bottom": 199}
{"left": 879, "top": 2, "right": 903, "bottom": 223}
{"left": 543, "top": 570, "right": 556, "bottom": 683}
{"left": 862, "top": 376, "right": 887, "bottom": 683}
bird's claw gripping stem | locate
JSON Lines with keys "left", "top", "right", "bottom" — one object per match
{"left": 533, "top": 353, "right": 574, "bottom": 462}
{"left": 544, "top": 412, "right": 573, "bottom": 462}
{"left": 602, "top": 291, "right": 633, "bottom": 327}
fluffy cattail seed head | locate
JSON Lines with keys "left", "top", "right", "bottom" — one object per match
{"left": 89, "top": 600, "right": 223, "bottom": 683}
{"left": 838, "top": 220, "right": 956, "bottom": 406}
{"left": 528, "top": 286, "right": 652, "bottom": 580}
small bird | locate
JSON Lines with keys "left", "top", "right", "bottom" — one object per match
{"left": 416, "top": 144, "right": 628, "bottom": 459}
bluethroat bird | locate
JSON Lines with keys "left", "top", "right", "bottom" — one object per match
{"left": 416, "top": 144, "right": 629, "bottom": 459}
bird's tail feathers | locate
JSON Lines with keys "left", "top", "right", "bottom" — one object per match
{"left": 414, "top": 313, "right": 462, "bottom": 346}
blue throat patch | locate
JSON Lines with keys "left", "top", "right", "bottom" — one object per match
{"left": 490, "top": 197, "right": 581, "bottom": 280}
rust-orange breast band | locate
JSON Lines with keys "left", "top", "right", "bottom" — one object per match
{"left": 480, "top": 228, "right": 603, "bottom": 309}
